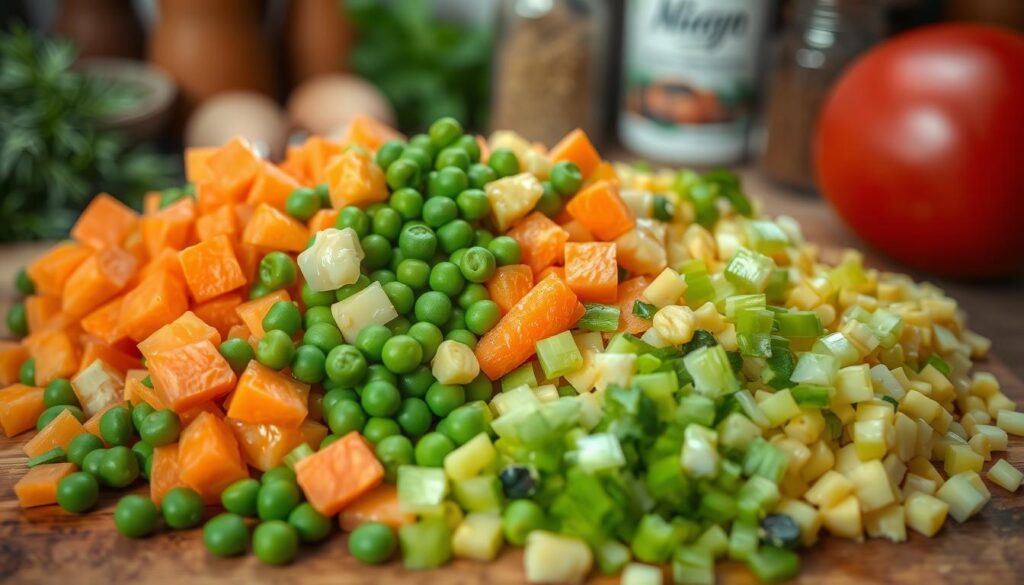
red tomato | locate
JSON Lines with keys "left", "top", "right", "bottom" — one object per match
{"left": 815, "top": 25, "right": 1024, "bottom": 278}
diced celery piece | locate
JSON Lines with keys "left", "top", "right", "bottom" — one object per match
{"left": 683, "top": 345, "right": 739, "bottom": 398}
{"left": 790, "top": 352, "right": 838, "bottom": 386}
{"left": 516, "top": 409, "right": 556, "bottom": 447}
{"left": 634, "top": 371, "right": 679, "bottom": 417}
{"left": 790, "top": 384, "right": 833, "bottom": 408}
{"left": 736, "top": 475, "right": 781, "bottom": 521}
{"left": 718, "top": 412, "right": 763, "bottom": 450}
{"left": 536, "top": 331, "right": 584, "bottom": 379}
{"left": 540, "top": 397, "right": 582, "bottom": 431}
{"left": 676, "top": 393, "right": 716, "bottom": 428}
{"left": 500, "top": 362, "right": 538, "bottom": 392}
{"left": 331, "top": 281, "right": 398, "bottom": 343}
{"left": 724, "top": 293, "right": 767, "bottom": 321}
{"left": 622, "top": 563, "right": 663, "bottom": 585}
{"left": 453, "top": 475, "right": 503, "bottom": 513}
{"left": 776, "top": 310, "right": 823, "bottom": 338}
{"left": 764, "top": 269, "right": 790, "bottom": 304}
{"left": 594, "top": 539, "right": 633, "bottom": 575}
{"left": 724, "top": 248, "right": 775, "bottom": 293}
{"left": 736, "top": 308, "right": 775, "bottom": 336}
{"left": 444, "top": 433, "right": 496, "bottom": 481}
{"left": 491, "top": 405, "right": 534, "bottom": 441}
{"left": 812, "top": 332, "right": 859, "bottom": 367}
{"left": 743, "top": 439, "right": 789, "bottom": 483}
{"left": 397, "top": 465, "right": 448, "bottom": 515}
{"left": 683, "top": 269, "right": 715, "bottom": 307}
{"left": 728, "top": 518, "right": 759, "bottom": 562}
{"left": 575, "top": 432, "right": 626, "bottom": 473}
{"left": 451, "top": 512, "right": 504, "bottom": 561}
{"left": 672, "top": 545, "right": 715, "bottom": 585}
{"left": 490, "top": 384, "right": 541, "bottom": 417}
{"left": 746, "top": 219, "right": 789, "bottom": 255}
{"left": 747, "top": 546, "right": 800, "bottom": 583}
{"left": 282, "top": 443, "right": 313, "bottom": 469}
{"left": 637, "top": 353, "right": 663, "bottom": 373}
{"left": 631, "top": 514, "right": 677, "bottom": 564}
{"left": 533, "top": 384, "right": 560, "bottom": 403}
{"left": 869, "top": 309, "right": 903, "bottom": 349}
{"left": 399, "top": 517, "right": 452, "bottom": 569}
{"left": 694, "top": 525, "right": 729, "bottom": 559}
{"left": 700, "top": 487, "right": 738, "bottom": 523}
{"left": 606, "top": 333, "right": 649, "bottom": 354}
{"left": 578, "top": 303, "right": 621, "bottom": 333}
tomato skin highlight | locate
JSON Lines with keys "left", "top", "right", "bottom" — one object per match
{"left": 815, "top": 24, "right": 1024, "bottom": 278}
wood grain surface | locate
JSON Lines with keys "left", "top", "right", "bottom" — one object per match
{"left": 0, "top": 170, "right": 1021, "bottom": 584}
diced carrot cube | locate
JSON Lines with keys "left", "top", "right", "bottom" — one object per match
{"left": 561, "top": 219, "right": 594, "bottom": 243}
{"left": 192, "top": 293, "right": 244, "bottom": 339}
{"left": 587, "top": 161, "right": 620, "bottom": 188}
{"left": 26, "top": 243, "right": 93, "bottom": 297}
{"left": 185, "top": 146, "right": 217, "bottom": 184}
{"left": 24, "top": 329, "right": 80, "bottom": 386}
{"left": 178, "top": 412, "right": 248, "bottom": 501}
{"left": 339, "top": 484, "right": 414, "bottom": 532}
{"left": 247, "top": 161, "right": 302, "bottom": 211}
{"left": 140, "top": 196, "right": 197, "bottom": 258}
{"left": 617, "top": 276, "right": 653, "bottom": 334}
{"left": 137, "top": 247, "right": 186, "bottom": 286}
{"left": 0, "top": 342, "right": 29, "bottom": 386}
{"left": 227, "top": 324, "right": 251, "bottom": 340}
{"left": 143, "top": 191, "right": 161, "bottom": 215}
{"left": 71, "top": 358, "right": 126, "bottom": 417}
{"left": 195, "top": 203, "right": 238, "bottom": 243}
{"left": 486, "top": 265, "right": 534, "bottom": 315}
{"left": 23, "top": 409, "right": 86, "bottom": 457}
{"left": 14, "top": 462, "right": 77, "bottom": 508}
{"left": 295, "top": 431, "right": 384, "bottom": 516}
{"left": 119, "top": 271, "right": 189, "bottom": 342}
{"left": 71, "top": 193, "right": 140, "bottom": 250}
{"left": 148, "top": 340, "right": 236, "bottom": 413}
{"left": 123, "top": 369, "right": 167, "bottom": 410}
{"left": 227, "top": 361, "right": 310, "bottom": 428}
{"left": 326, "top": 149, "right": 388, "bottom": 210}
{"left": 564, "top": 242, "right": 618, "bottom": 303}
{"left": 80, "top": 296, "right": 127, "bottom": 346}
{"left": 227, "top": 418, "right": 328, "bottom": 472}
{"left": 300, "top": 136, "right": 345, "bottom": 185}
{"left": 24, "top": 295, "right": 63, "bottom": 335}
{"left": 508, "top": 212, "right": 569, "bottom": 275}
{"left": 206, "top": 137, "right": 262, "bottom": 202}
{"left": 340, "top": 114, "right": 403, "bottom": 152}
{"left": 242, "top": 203, "right": 310, "bottom": 252}
{"left": 78, "top": 339, "right": 143, "bottom": 376}
{"left": 537, "top": 266, "right": 565, "bottom": 282}
{"left": 235, "top": 290, "right": 291, "bottom": 339}
{"left": 308, "top": 208, "right": 340, "bottom": 234}
{"left": 0, "top": 383, "right": 45, "bottom": 437}
{"left": 150, "top": 443, "right": 185, "bottom": 508}
{"left": 177, "top": 235, "right": 247, "bottom": 302}
{"left": 549, "top": 128, "right": 601, "bottom": 179}
{"left": 62, "top": 246, "right": 138, "bottom": 318}
{"left": 566, "top": 180, "right": 636, "bottom": 241}
{"left": 178, "top": 400, "right": 225, "bottom": 428}
{"left": 234, "top": 242, "right": 265, "bottom": 284}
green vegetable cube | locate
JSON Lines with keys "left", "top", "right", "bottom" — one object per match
{"left": 399, "top": 517, "right": 451, "bottom": 570}
{"left": 451, "top": 512, "right": 504, "bottom": 561}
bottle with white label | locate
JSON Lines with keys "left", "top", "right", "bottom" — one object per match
{"left": 619, "top": 0, "right": 772, "bottom": 165}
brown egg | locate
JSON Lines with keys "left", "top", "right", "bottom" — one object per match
{"left": 185, "top": 91, "right": 288, "bottom": 160}
{"left": 287, "top": 74, "right": 395, "bottom": 136}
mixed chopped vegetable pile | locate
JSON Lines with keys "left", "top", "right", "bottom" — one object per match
{"left": 2, "top": 115, "right": 1022, "bottom": 583}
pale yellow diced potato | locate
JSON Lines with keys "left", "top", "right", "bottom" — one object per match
{"left": 935, "top": 471, "right": 990, "bottom": 523}
{"left": 882, "top": 453, "right": 908, "bottom": 490}
{"left": 898, "top": 390, "right": 941, "bottom": 423}
{"left": 715, "top": 323, "right": 738, "bottom": 352}
{"left": 853, "top": 419, "right": 891, "bottom": 461}
{"left": 831, "top": 399, "right": 856, "bottom": 426}
{"left": 908, "top": 457, "right": 944, "bottom": 488}
{"left": 821, "top": 495, "right": 863, "bottom": 541}
{"left": 639, "top": 327, "right": 671, "bottom": 349}
{"left": 800, "top": 440, "right": 835, "bottom": 484}
{"left": 524, "top": 531, "right": 593, "bottom": 584}
{"left": 963, "top": 330, "right": 991, "bottom": 359}
{"left": 771, "top": 436, "right": 811, "bottom": 476}
{"left": 987, "top": 393, "right": 1017, "bottom": 419}
{"left": 893, "top": 412, "right": 917, "bottom": 462}
{"left": 865, "top": 504, "right": 906, "bottom": 543}
{"left": 488, "top": 130, "right": 532, "bottom": 161}
{"left": 914, "top": 417, "right": 935, "bottom": 460}
{"left": 856, "top": 401, "right": 895, "bottom": 425}
{"left": 485, "top": 173, "right": 543, "bottom": 232}
{"left": 522, "top": 149, "right": 552, "bottom": 180}
{"left": 969, "top": 372, "right": 1000, "bottom": 399}
{"left": 452, "top": 512, "right": 504, "bottom": 561}
{"left": 443, "top": 433, "right": 497, "bottom": 482}
{"left": 833, "top": 443, "right": 861, "bottom": 477}
{"left": 973, "top": 424, "right": 1009, "bottom": 451}
{"left": 917, "top": 365, "right": 955, "bottom": 404}
{"left": 967, "top": 433, "right": 992, "bottom": 461}
{"left": 621, "top": 563, "right": 663, "bottom": 585}
{"left": 644, "top": 268, "right": 687, "bottom": 308}
{"left": 759, "top": 389, "right": 801, "bottom": 428}
{"left": 996, "top": 409, "right": 1024, "bottom": 436}
{"left": 932, "top": 407, "right": 953, "bottom": 435}
{"left": 784, "top": 409, "right": 825, "bottom": 445}
{"left": 905, "top": 492, "right": 948, "bottom": 537}
{"left": 297, "top": 227, "right": 363, "bottom": 292}
{"left": 943, "top": 444, "right": 983, "bottom": 476}
{"left": 835, "top": 364, "right": 874, "bottom": 404}
{"left": 620, "top": 189, "right": 654, "bottom": 219}
{"left": 331, "top": 281, "right": 398, "bottom": 343}
{"left": 986, "top": 459, "right": 1023, "bottom": 493}
{"left": 901, "top": 473, "right": 938, "bottom": 498}
{"left": 693, "top": 302, "right": 726, "bottom": 333}
{"left": 775, "top": 498, "right": 821, "bottom": 546}
{"left": 850, "top": 460, "right": 896, "bottom": 513}
{"left": 805, "top": 470, "right": 853, "bottom": 509}
{"left": 591, "top": 352, "right": 637, "bottom": 393}
{"left": 431, "top": 340, "right": 480, "bottom": 385}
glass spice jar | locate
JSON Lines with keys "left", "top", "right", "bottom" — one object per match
{"left": 759, "top": 0, "right": 886, "bottom": 192}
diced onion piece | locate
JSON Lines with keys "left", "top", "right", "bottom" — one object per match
{"left": 330, "top": 281, "right": 397, "bottom": 343}
{"left": 524, "top": 531, "right": 593, "bottom": 584}
{"left": 431, "top": 340, "right": 480, "bottom": 385}
{"left": 297, "top": 228, "right": 363, "bottom": 292}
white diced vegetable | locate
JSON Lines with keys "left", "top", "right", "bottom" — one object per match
{"left": 591, "top": 352, "right": 637, "bottom": 393}
{"left": 71, "top": 358, "right": 125, "bottom": 417}
{"left": 452, "top": 512, "right": 504, "bottom": 561}
{"left": 431, "top": 340, "right": 480, "bottom": 385}
{"left": 681, "top": 424, "right": 718, "bottom": 479}
{"left": 330, "top": 281, "right": 398, "bottom": 343}
{"left": 524, "top": 531, "right": 593, "bottom": 584}
{"left": 485, "top": 173, "right": 543, "bottom": 232}
{"left": 297, "top": 227, "right": 363, "bottom": 292}
{"left": 621, "top": 563, "right": 663, "bottom": 585}
{"left": 935, "top": 471, "right": 990, "bottom": 523}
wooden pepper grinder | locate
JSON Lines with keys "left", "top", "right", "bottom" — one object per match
{"left": 148, "top": 0, "right": 275, "bottom": 125}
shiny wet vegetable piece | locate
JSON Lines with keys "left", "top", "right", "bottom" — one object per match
{"left": 375, "top": 435, "right": 415, "bottom": 482}
{"left": 258, "top": 479, "right": 302, "bottom": 521}
{"left": 131, "top": 402, "right": 155, "bottom": 433}
{"left": 322, "top": 388, "right": 358, "bottom": 415}
{"left": 204, "top": 513, "right": 249, "bottom": 557}
{"left": 335, "top": 274, "right": 371, "bottom": 302}
{"left": 36, "top": 405, "right": 85, "bottom": 431}
{"left": 363, "top": 417, "right": 401, "bottom": 444}
{"left": 82, "top": 448, "right": 107, "bottom": 477}
{"left": 390, "top": 187, "right": 424, "bottom": 220}
{"left": 429, "top": 262, "right": 465, "bottom": 298}
{"left": 399, "top": 365, "right": 434, "bottom": 398}
{"left": 337, "top": 206, "right": 370, "bottom": 237}
{"left": 19, "top": 358, "right": 34, "bottom": 386}
{"left": 372, "top": 207, "right": 403, "bottom": 241}
{"left": 423, "top": 197, "right": 458, "bottom": 228}
{"left": 219, "top": 338, "right": 255, "bottom": 374}
{"left": 140, "top": 410, "right": 180, "bottom": 447}
{"left": 131, "top": 441, "right": 153, "bottom": 475}
{"left": 396, "top": 397, "right": 433, "bottom": 437}
{"left": 43, "top": 379, "right": 79, "bottom": 408}
{"left": 536, "top": 181, "right": 562, "bottom": 218}
{"left": 550, "top": 161, "right": 583, "bottom": 196}
{"left": 502, "top": 499, "right": 547, "bottom": 546}
{"left": 99, "top": 406, "right": 133, "bottom": 446}
{"left": 304, "top": 305, "right": 337, "bottom": 329}
{"left": 414, "top": 432, "right": 456, "bottom": 468}
{"left": 253, "top": 520, "right": 299, "bottom": 565}
{"left": 468, "top": 163, "right": 497, "bottom": 189}
{"left": 429, "top": 168, "right": 469, "bottom": 199}
{"left": 459, "top": 247, "right": 496, "bottom": 283}
{"left": 454, "top": 134, "right": 481, "bottom": 162}
{"left": 301, "top": 283, "right": 336, "bottom": 309}
{"left": 325, "top": 344, "right": 368, "bottom": 386}
{"left": 489, "top": 148, "right": 520, "bottom": 178}
{"left": 257, "top": 330, "right": 295, "bottom": 370}
{"left": 456, "top": 188, "right": 489, "bottom": 221}
{"left": 375, "top": 140, "right": 405, "bottom": 170}
{"left": 386, "top": 158, "right": 421, "bottom": 191}
{"left": 6, "top": 303, "right": 27, "bottom": 337}
{"left": 114, "top": 495, "right": 159, "bottom": 538}
{"left": 291, "top": 345, "right": 326, "bottom": 384}
{"left": 398, "top": 224, "right": 438, "bottom": 262}
{"left": 303, "top": 323, "right": 344, "bottom": 354}
{"left": 99, "top": 446, "right": 140, "bottom": 488}
{"left": 259, "top": 252, "right": 298, "bottom": 290}
{"left": 286, "top": 187, "right": 321, "bottom": 221}
{"left": 437, "top": 219, "right": 474, "bottom": 254}
{"left": 261, "top": 466, "right": 297, "bottom": 486}
{"left": 457, "top": 283, "right": 490, "bottom": 310}
{"left": 466, "top": 300, "right": 501, "bottom": 335}
{"left": 426, "top": 382, "right": 465, "bottom": 417}
{"left": 262, "top": 301, "right": 302, "bottom": 336}
{"left": 429, "top": 116, "right": 463, "bottom": 148}
{"left": 355, "top": 324, "right": 392, "bottom": 363}
{"left": 382, "top": 281, "right": 415, "bottom": 315}
{"left": 487, "top": 236, "right": 522, "bottom": 266}
{"left": 414, "top": 291, "right": 452, "bottom": 327}
{"left": 67, "top": 433, "right": 104, "bottom": 467}
{"left": 56, "top": 472, "right": 99, "bottom": 513}
{"left": 221, "top": 478, "right": 260, "bottom": 517}
{"left": 361, "top": 234, "right": 393, "bottom": 270}
{"left": 408, "top": 322, "right": 443, "bottom": 362}
{"left": 436, "top": 147, "right": 470, "bottom": 171}
{"left": 381, "top": 335, "right": 423, "bottom": 375}
{"left": 288, "top": 502, "right": 332, "bottom": 543}
{"left": 328, "top": 400, "right": 367, "bottom": 436}
{"left": 348, "top": 521, "right": 398, "bottom": 565}
{"left": 162, "top": 487, "right": 205, "bottom": 529}
{"left": 361, "top": 380, "right": 402, "bottom": 417}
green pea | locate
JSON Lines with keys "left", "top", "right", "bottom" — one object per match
{"left": 161, "top": 487, "right": 204, "bottom": 529}
{"left": 503, "top": 499, "right": 546, "bottom": 545}
{"left": 261, "top": 466, "right": 297, "bottom": 485}
{"left": 322, "top": 388, "right": 358, "bottom": 418}
{"left": 327, "top": 399, "right": 366, "bottom": 435}
{"left": 221, "top": 478, "right": 260, "bottom": 516}
{"left": 99, "top": 445, "right": 140, "bottom": 488}
{"left": 414, "top": 291, "right": 452, "bottom": 327}
{"left": 487, "top": 236, "right": 522, "bottom": 266}
{"left": 82, "top": 448, "right": 107, "bottom": 477}
{"left": 399, "top": 366, "right": 434, "bottom": 398}
{"left": 204, "top": 513, "right": 249, "bottom": 557}
{"left": 474, "top": 228, "right": 495, "bottom": 248}
{"left": 315, "top": 183, "right": 331, "bottom": 208}
{"left": 249, "top": 282, "right": 272, "bottom": 299}
{"left": 301, "top": 282, "right": 336, "bottom": 309}
{"left": 336, "top": 274, "right": 371, "bottom": 302}
{"left": 253, "top": 520, "right": 299, "bottom": 565}
{"left": 422, "top": 197, "right": 458, "bottom": 228}
{"left": 360, "top": 234, "right": 392, "bottom": 270}
{"left": 320, "top": 434, "right": 341, "bottom": 449}
{"left": 19, "top": 358, "right": 35, "bottom": 386}
{"left": 360, "top": 380, "right": 402, "bottom": 417}
{"left": 256, "top": 330, "right": 295, "bottom": 371}
{"left": 362, "top": 416, "right": 401, "bottom": 445}
{"left": 288, "top": 502, "right": 331, "bottom": 543}
{"left": 37, "top": 404, "right": 85, "bottom": 431}
{"left": 437, "top": 219, "right": 475, "bottom": 254}
{"left": 371, "top": 207, "right": 403, "bottom": 242}
{"left": 140, "top": 410, "right": 181, "bottom": 447}
{"left": 414, "top": 432, "right": 456, "bottom": 467}
{"left": 375, "top": 140, "right": 406, "bottom": 171}
{"left": 302, "top": 323, "right": 343, "bottom": 354}
{"left": 375, "top": 435, "right": 414, "bottom": 482}
{"left": 445, "top": 329, "right": 478, "bottom": 350}
{"left": 466, "top": 300, "right": 501, "bottom": 335}
{"left": 445, "top": 308, "right": 466, "bottom": 334}
{"left": 40, "top": 379, "right": 77, "bottom": 409}
{"left": 536, "top": 181, "right": 562, "bottom": 218}
{"left": 325, "top": 345, "right": 367, "bottom": 386}
{"left": 6, "top": 303, "right": 27, "bottom": 337}
{"left": 454, "top": 134, "right": 481, "bottom": 163}
{"left": 439, "top": 403, "right": 490, "bottom": 445}
{"left": 258, "top": 479, "right": 301, "bottom": 521}
{"left": 459, "top": 246, "right": 497, "bottom": 283}
{"left": 288, "top": 345, "right": 324, "bottom": 384}
{"left": 428, "top": 167, "right": 469, "bottom": 199}
{"left": 385, "top": 158, "right": 421, "bottom": 191}
{"left": 132, "top": 441, "right": 153, "bottom": 477}
{"left": 409, "top": 133, "right": 436, "bottom": 157}
{"left": 426, "top": 382, "right": 465, "bottom": 417}
{"left": 67, "top": 433, "right": 104, "bottom": 467}
{"left": 56, "top": 472, "right": 99, "bottom": 513}
{"left": 380, "top": 335, "right": 423, "bottom": 376}
{"left": 429, "top": 116, "right": 463, "bottom": 148}
{"left": 131, "top": 402, "right": 155, "bottom": 433}
{"left": 336, "top": 206, "right": 370, "bottom": 237}
{"left": 396, "top": 397, "right": 432, "bottom": 436}
{"left": 400, "top": 145, "right": 432, "bottom": 175}
{"left": 353, "top": 325, "right": 390, "bottom": 363}
{"left": 427, "top": 262, "right": 464, "bottom": 298}
{"left": 550, "top": 160, "right": 583, "bottom": 196}
{"left": 387, "top": 316, "right": 412, "bottom": 336}
{"left": 407, "top": 322, "right": 443, "bottom": 363}
{"left": 389, "top": 187, "right": 424, "bottom": 220}
{"left": 349, "top": 521, "right": 398, "bottom": 565}
{"left": 15, "top": 268, "right": 35, "bottom": 296}
{"left": 382, "top": 281, "right": 415, "bottom": 315}
{"left": 262, "top": 301, "right": 302, "bottom": 337}
{"left": 286, "top": 187, "right": 321, "bottom": 221}
{"left": 114, "top": 495, "right": 159, "bottom": 538}
{"left": 435, "top": 147, "right": 470, "bottom": 171}
{"left": 467, "top": 163, "right": 497, "bottom": 189}
{"left": 259, "top": 252, "right": 298, "bottom": 290}
{"left": 366, "top": 363, "right": 397, "bottom": 386}
{"left": 303, "top": 307, "right": 335, "bottom": 331}
{"left": 397, "top": 259, "right": 431, "bottom": 292}
{"left": 489, "top": 148, "right": 520, "bottom": 178}
{"left": 456, "top": 188, "right": 489, "bottom": 221}
{"left": 97, "top": 406, "right": 132, "bottom": 446}
{"left": 398, "top": 224, "right": 437, "bottom": 262}
{"left": 219, "top": 338, "right": 254, "bottom": 374}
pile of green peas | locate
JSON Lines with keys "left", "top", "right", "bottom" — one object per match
{"left": 5, "top": 268, "right": 35, "bottom": 340}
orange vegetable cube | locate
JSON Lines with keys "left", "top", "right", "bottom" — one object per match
{"left": 150, "top": 443, "right": 185, "bottom": 508}
{"left": 137, "top": 310, "right": 222, "bottom": 360}
{"left": 227, "top": 418, "right": 328, "bottom": 471}
{"left": 0, "top": 383, "right": 45, "bottom": 437}
{"left": 242, "top": 203, "right": 310, "bottom": 252}
{"left": 26, "top": 242, "right": 93, "bottom": 296}
{"left": 0, "top": 342, "right": 29, "bottom": 386}
{"left": 617, "top": 276, "right": 653, "bottom": 334}
{"left": 537, "top": 266, "right": 565, "bottom": 282}
{"left": 235, "top": 290, "right": 291, "bottom": 339}
{"left": 341, "top": 114, "right": 403, "bottom": 151}
{"left": 119, "top": 271, "right": 189, "bottom": 342}
{"left": 123, "top": 369, "right": 158, "bottom": 408}
{"left": 566, "top": 180, "right": 636, "bottom": 241}
{"left": 140, "top": 197, "right": 197, "bottom": 258}
{"left": 178, "top": 412, "right": 248, "bottom": 501}
{"left": 486, "top": 265, "right": 534, "bottom": 315}
{"left": 227, "top": 324, "right": 251, "bottom": 340}
{"left": 192, "top": 293, "right": 244, "bottom": 339}
{"left": 177, "top": 236, "right": 246, "bottom": 302}
{"left": 71, "top": 358, "right": 126, "bottom": 417}
{"left": 71, "top": 193, "right": 140, "bottom": 250}
{"left": 326, "top": 149, "right": 388, "bottom": 209}
{"left": 184, "top": 146, "right": 217, "bottom": 184}
{"left": 24, "top": 295, "right": 63, "bottom": 334}
{"left": 78, "top": 339, "right": 143, "bottom": 376}
{"left": 178, "top": 400, "right": 225, "bottom": 428}
{"left": 564, "top": 242, "right": 618, "bottom": 303}
{"left": 295, "top": 431, "right": 384, "bottom": 516}
{"left": 24, "top": 329, "right": 80, "bottom": 386}
{"left": 143, "top": 191, "right": 161, "bottom": 215}
{"left": 247, "top": 161, "right": 302, "bottom": 211}
{"left": 62, "top": 246, "right": 138, "bottom": 318}
{"left": 80, "top": 296, "right": 127, "bottom": 345}
{"left": 561, "top": 219, "right": 594, "bottom": 243}
{"left": 234, "top": 242, "right": 265, "bottom": 284}
{"left": 339, "top": 484, "right": 415, "bottom": 532}
{"left": 475, "top": 275, "right": 585, "bottom": 380}
{"left": 23, "top": 409, "right": 86, "bottom": 457}
{"left": 508, "top": 212, "right": 569, "bottom": 275}
{"left": 137, "top": 247, "right": 186, "bottom": 286}
{"left": 587, "top": 161, "right": 621, "bottom": 188}
{"left": 148, "top": 340, "right": 236, "bottom": 413}
{"left": 227, "top": 361, "right": 310, "bottom": 428}
{"left": 195, "top": 203, "right": 238, "bottom": 243}
{"left": 308, "top": 208, "right": 340, "bottom": 234}
{"left": 550, "top": 128, "right": 601, "bottom": 179}
{"left": 15, "top": 462, "right": 77, "bottom": 508}
{"left": 300, "top": 136, "right": 345, "bottom": 184}
{"left": 194, "top": 180, "right": 236, "bottom": 215}
{"left": 206, "top": 137, "right": 262, "bottom": 201}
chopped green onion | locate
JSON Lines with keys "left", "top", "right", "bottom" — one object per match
{"left": 26, "top": 446, "right": 66, "bottom": 467}
{"left": 676, "top": 393, "right": 716, "bottom": 428}
{"left": 636, "top": 353, "right": 663, "bottom": 374}
{"left": 652, "top": 195, "right": 674, "bottom": 221}
{"left": 743, "top": 438, "right": 789, "bottom": 483}
{"left": 577, "top": 303, "right": 621, "bottom": 332}
{"left": 683, "top": 345, "right": 739, "bottom": 398}
{"left": 923, "top": 354, "right": 951, "bottom": 377}
{"left": 501, "top": 362, "right": 538, "bottom": 392}
{"left": 790, "top": 385, "right": 832, "bottom": 408}
{"left": 724, "top": 248, "right": 775, "bottom": 293}
{"left": 776, "top": 311, "right": 823, "bottom": 338}
{"left": 736, "top": 475, "right": 781, "bottom": 521}
{"left": 728, "top": 518, "right": 759, "bottom": 562}
{"left": 790, "top": 352, "right": 838, "bottom": 386}
{"left": 812, "top": 332, "right": 859, "bottom": 368}
{"left": 632, "top": 300, "right": 656, "bottom": 321}
{"left": 764, "top": 269, "right": 790, "bottom": 304}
